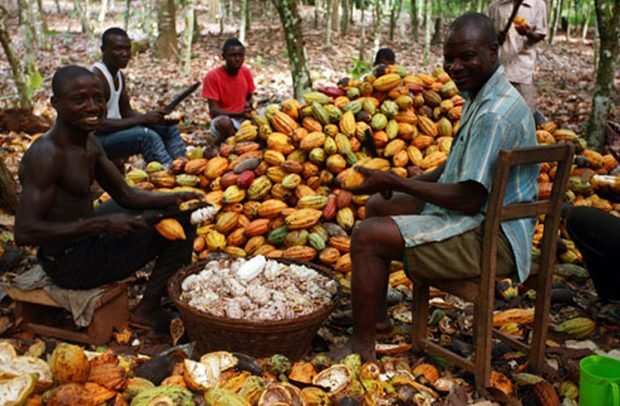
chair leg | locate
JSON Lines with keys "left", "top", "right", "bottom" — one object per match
{"left": 412, "top": 281, "right": 430, "bottom": 348}
{"left": 529, "top": 274, "right": 553, "bottom": 373}
{"left": 473, "top": 302, "right": 493, "bottom": 391}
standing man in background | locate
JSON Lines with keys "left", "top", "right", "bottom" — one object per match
{"left": 488, "top": 0, "right": 547, "bottom": 124}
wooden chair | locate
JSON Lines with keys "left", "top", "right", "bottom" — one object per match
{"left": 410, "top": 143, "right": 574, "bottom": 391}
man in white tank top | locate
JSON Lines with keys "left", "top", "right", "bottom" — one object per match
{"left": 92, "top": 27, "right": 186, "bottom": 167}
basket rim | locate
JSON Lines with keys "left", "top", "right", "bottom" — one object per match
{"left": 168, "top": 256, "right": 341, "bottom": 329}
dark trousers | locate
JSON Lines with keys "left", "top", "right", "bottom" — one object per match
{"left": 37, "top": 201, "right": 196, "bottom": 303}
{"left": 566, "top": 206, "right": 620, "bottom": 302}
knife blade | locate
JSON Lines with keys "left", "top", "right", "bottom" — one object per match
{"left": 163, "top": 81, "right": 201, "bottom": 113}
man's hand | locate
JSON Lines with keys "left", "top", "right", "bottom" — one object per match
{"left": 141, "top": 110, "right": 167, "bottom": 125}
{"left": 172, "top": 191, "right": 204, "bottom": 205}
{"left": 515, "top": 24, "right": 534, "bottom": 37}
{"left": 99, "top": 213, "right": 148, "bottom": 236}
{"left": 344, "top": 166, "right": 400, "bottom": 196}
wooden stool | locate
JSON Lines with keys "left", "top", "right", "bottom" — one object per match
{"left": 5, "top": 283, "right": 129, "bottom": 345}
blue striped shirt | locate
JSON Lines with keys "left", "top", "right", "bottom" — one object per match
{"left": 393, "top": 66, "right": 538, "bottom": 282}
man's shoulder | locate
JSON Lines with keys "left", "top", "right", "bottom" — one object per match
{"left": 205, "top": 66, "right": 225, "bottom": 79}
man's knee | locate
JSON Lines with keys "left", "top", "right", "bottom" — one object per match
{"left": 211, "top": 116, "right": 234, "bottom": 141}
{"left": 365, "top": 194, "right": 387, "bottom": 218}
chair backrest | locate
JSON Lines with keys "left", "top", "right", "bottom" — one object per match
{"left": 480, "top": 143, "right": 574, "bottom": 288}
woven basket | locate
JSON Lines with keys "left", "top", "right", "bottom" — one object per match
{"left": 168, "top": 257, "right": 340, "bottom": 359}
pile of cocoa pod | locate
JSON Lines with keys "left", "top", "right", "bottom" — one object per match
{"left": 119, "top": 66, "right": 619, "bottom": 281}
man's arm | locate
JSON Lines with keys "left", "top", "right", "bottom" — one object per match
{"left": 14, "top": 142, "right": 145, "bottom": 247}
{"left": 346, "top": 166, "right": 487, "bottom": 214}
{"left": 91, "top": 136, "right": 199, "bottom": 209}
{"left": 207, "top": 99, "right": 251, "bottom": 119}
{"left": 93, "top": 70, "right": 167, "bottom": 134}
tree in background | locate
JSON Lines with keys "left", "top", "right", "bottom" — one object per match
{"left": 271, "top": 0, "right": 312, "bottom": 99}
{"left": 0, "top": 5, "right": 30, "bottom": 111}
{"left": 585, "top": 0, "right": 620, "bottom": 151}
{"left": 157, "top": 0, "right": 178, "bottom": 61}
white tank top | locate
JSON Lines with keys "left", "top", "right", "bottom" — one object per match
{"left": 92, "top": 62, "right": 123, "bottom": 119}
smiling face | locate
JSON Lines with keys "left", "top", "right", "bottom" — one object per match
{"left": 443, "top": 23, "right": 498, "bottom": 97}
{"left": 52, "top": 74, "right": 106, "bottom": 133}
{"left": 101, "top": 34, "right": 131, "bottom": 71}
{"left": 223, "top": 45, "right": 245, "bottom": 74}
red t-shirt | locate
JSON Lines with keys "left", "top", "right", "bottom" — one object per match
{"left": 202, "top": 65, "right": 255, "bottom": 117}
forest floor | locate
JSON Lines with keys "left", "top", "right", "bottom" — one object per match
{"left": 1, "top": 1, "right": 620, "bottom": 404}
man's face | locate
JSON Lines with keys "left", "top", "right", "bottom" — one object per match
{"left": 52, "top": 75, "right": 106, "bottom": 132}
{"left": 102, "top": 34, "right": 131, "bottom": 70}
{"left": 443, "top": 27, "right": 497, "bottom": 94}
{"left": 223, "top": 45, "right": 245, "bottom": 72}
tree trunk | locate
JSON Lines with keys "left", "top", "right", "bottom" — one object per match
{"left": 550, "top": 0, "right": 563, "bottom": 44}
{"left": 565, "top": 0, "right": 573, "bottom": 40}
{"left": 314, "top": 0, "right": 322, "bottom": 29}
{"left": 35, "top": 0, "right": 49, "bottom": 35}
{"left": 389, "top": 0, "right": 403, "bottom": 42}
{"left": 125, "top": 0, "right": 131, "bottom": 31}
{"left": 410, "top": 0, "right": 419, "bottom": 42}
{"left": 585, "top": 0, "right": 620, "bottom": 151}
{"left": 181, "top": 0, "right": 195, "bottom": 76}
{"left": 239, "top": 0, "right": 247, "bottom": 44}
{"left": 430, "top": 16, "right": 441, "bottom": 45}
{"left": 340, "top": 0, "right": 349, "bottom": 35}
{"left": 325, "top": 0, "right": 333, "bottom": 47}
{"left": 0, "top": 159, "right": 18, "bottom": 213}
{"left": 54, "top": 0, "right": 61, "bottom": 14}
{"left": 0, "top": 5, "right": 31, "bottom": 110}
{"left": 271, "top": 0, "right": 312, "bottom": 100}
{"left": 372, "top": 0, "right": 385, "bottom": 58}
{"left": 423, "top": 0, "right": 432, "bottom": 65}
{"left": 581, "top": 0, "right": 591, "bottom": 40}
{"left": 245, "top": 0, "right": 251, "bottom": 34}
{"left": 157, "top": 0, "right": 178, "bottom": 61}
{"left": 99, "top": 0, "right": 108, "bottom": 22}
{"left": 219, "top": 0, "right": 225, "bottom": 35}
{"left": 331, "top": 0, "right": 339, "bottom": 33}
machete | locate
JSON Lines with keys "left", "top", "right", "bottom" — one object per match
{"left": 498, "top": 0, "right": 524, "bottom": 46}
{"left": 164, "top": 81, "right": 201, "bottom": 113}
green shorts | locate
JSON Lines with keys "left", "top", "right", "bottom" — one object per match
{"left": 403, "top": 226, "right": 516, "bottom": 281}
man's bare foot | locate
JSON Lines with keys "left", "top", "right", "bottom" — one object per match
{"left": 130, "top": 306, "right": 175, "bottom": 333}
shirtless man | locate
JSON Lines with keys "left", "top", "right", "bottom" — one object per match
{"left": 15, "top": 66, "right": 199, "bottom": 330}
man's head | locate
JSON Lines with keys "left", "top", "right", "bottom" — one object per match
{"left": 222, "top": 38, "right": 245, "bottom": 74}
{"left": 101, "top": 27, "right": 131, "bottom": 71}
{"left": 51, "top": 66, "right": 106, "bottom": 132}
{"left": 374, "top": 48, "right": 395, "bottom": 66}
{"left": 443, "top": 13, "right": 499, "bottom": 97}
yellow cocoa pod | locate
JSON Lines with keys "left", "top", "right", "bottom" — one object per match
{"left": 263, "top": 149, "right": 286, "bottom": 166}
{"left": 336, "top": 207, "right": 355, "bottom": 230}
{"left": 244, "top": 235, "right": 265, "bottom": 255}
{"left": 205, "top": 230, "right": 226, "bottom": 251}
{"left": 407, "top": 146, "right": 424, "bottom": 167}
{"left": 418, "top": 116, "right": 438, "bottom": 137}
{"left": 258, "top": 199, "right": 289, "bottom": 218}
{"left": 384, "top": 139, "right": 406, "bottom": 157}
{"left": 319, "top": 247, "right": 341, "bottom": 264}
{"left": 223, "top": 246, "right": 246, "bottom": 257}
{"left": 392, "top": 149, "right": 409, "bottom": 167}
{"left": 339, "top": 111, "right": 356, "bottom": 136}
{"left": 300, "top": 131, "right": 326, "bottom": 151}
{"left": 297, "top": 195, "right": 329, "bottom": 210}
{"left": 285, "top": 208, "right": 323, "bottom": 229}
{"left": 215, "top": 211, "right": 240, "bottom": 234}
{"left": 420, "top": 151, "right": 448, "bottom": 170}
{"left": 334, "top": 253, "right": 352, "bottom": 273}
{"left": 282, "top": 173, "right": 302, "bottom": 190}
{"left": 372, "top": 73, "right": 401, "bottom": 91}
{"left": 205, "top": 157, "right": 229, "bottom": 179}
{"left": 222, "top": 185, "right": 246, "bottom": 204}
{"left": 155, "top": 219, "right": 186, "bottom": 240}
{"left": 282, "top": 246, "right": 317, "bottom": 261}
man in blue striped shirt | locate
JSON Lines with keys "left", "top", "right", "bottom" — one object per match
{"left": 336, "top": 12, "right": 538, "bottom": 362}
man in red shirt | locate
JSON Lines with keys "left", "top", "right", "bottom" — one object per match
{"left": 202, "top": 38, "right": 256, "bottom": 143}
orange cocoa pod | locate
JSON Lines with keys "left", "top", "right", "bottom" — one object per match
{"left": 323, "top": 194, "right": 337, "bottom": 220}
{"left": 244, "top": 218, "right": 271, "bottom": 237}
{"left": 226, "top": 227, "right": 247, "bottom": 247}
{"left": 329, "top": 236, "right": 351, "bottom": 253}
{"left": 336, "top": 190, "right": 353, "bottom": 209}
